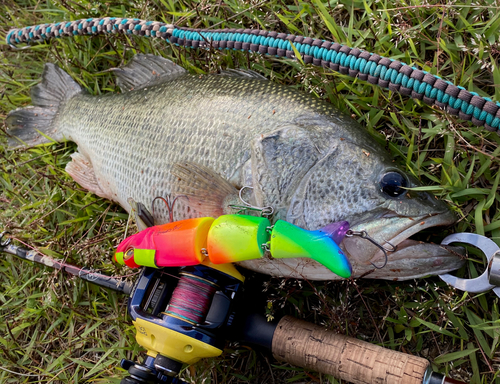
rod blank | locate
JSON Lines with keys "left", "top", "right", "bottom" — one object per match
{"left": 0, "top": 242, "right": 132, "bottom": 295}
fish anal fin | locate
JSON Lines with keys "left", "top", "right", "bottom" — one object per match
{"left": 171, "top": 162, "right": 239, "bottom": 217}
{"left": 66, "top": 152, "right": 110, "bottom": 200}
{"left": 113, "top": 54, "right": 187, "bottom": 92}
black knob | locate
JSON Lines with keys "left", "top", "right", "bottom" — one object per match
{"left": 154, "top": 354, "right": 183, "bottom": 377}
{"left": 119, "top": 359, "right": 157, "bottom": 384}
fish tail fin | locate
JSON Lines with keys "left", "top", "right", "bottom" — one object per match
{"left": 6, "top": 63, "right": 83, "bottom": 148}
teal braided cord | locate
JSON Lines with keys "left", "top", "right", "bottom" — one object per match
{"left": 6, "top": 17, "right": 500, "bottom": 132}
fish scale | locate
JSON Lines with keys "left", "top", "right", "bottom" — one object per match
{"left": 6, "top": 55, "right": 465, "bottom": 280}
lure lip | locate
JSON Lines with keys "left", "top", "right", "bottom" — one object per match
{"left": 317, "top": 221, "right": 349, "bottom": 245}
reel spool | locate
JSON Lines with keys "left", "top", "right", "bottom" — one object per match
{"left": 120, "top": 262, "right": 244, "bottom": 384}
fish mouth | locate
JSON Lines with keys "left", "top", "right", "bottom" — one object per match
{"left": 342, "top": 210, "right": 466, "bottom": 280}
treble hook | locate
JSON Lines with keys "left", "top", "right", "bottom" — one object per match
{"left": 345, "top": 230, "right": 397, "bottom": 269}
{"left": 229, "top": 186, "right": 274, "bottom": 217}
{"left": 152, "top": 195, "right": 188, "bottom": 223}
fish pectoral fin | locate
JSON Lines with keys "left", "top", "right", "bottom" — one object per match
{"left": 171, "top": 162, "right": 239, "bottom": 217}
{"left": 66, "top": 152, "right": 110, "bottom": 200}
{"left": 113, "top": 54, "right": 187, "bottom": 92}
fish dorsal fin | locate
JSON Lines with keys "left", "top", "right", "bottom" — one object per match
{"left": 113, "top": 54, "right": 187, "bottom": 92}
{"left": 171, "top": 162, "right": 239, "bottom": 217}
{"left": 219, "top": 69, "right": 268, "bottom": 80}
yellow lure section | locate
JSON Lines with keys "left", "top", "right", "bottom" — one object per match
{"left": 207, "top": 215, "right": 270, "bottom": 264}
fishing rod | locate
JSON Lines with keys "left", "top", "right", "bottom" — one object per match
{"left": 0, "top": 227, "right": 466, "bottom": 384}
{"left": 6, "top": 17, "right": 500, "bottom": 134}
{"left": 0, "top": 232, "right": 133, "bottom": 294}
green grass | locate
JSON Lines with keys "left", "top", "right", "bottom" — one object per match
{"left": 1, "top": 0, "right": 500, "bottom": 383}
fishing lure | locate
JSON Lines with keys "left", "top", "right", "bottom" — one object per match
{"left": 114, "top": 214, "right": 352, "bottom": 278}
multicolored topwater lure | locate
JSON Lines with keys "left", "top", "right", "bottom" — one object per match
{"left": 114, "top": 214, "right": 352, "bottom": 278}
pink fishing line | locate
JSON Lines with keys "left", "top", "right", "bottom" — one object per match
{"left": 165, "top": 274, "right": 217, "bottom": 324}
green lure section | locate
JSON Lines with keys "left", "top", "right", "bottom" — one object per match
{"left": 269, "top": 220, "right": 352, "bottom": 279}
{"left": 114, "top": 214, "right": 352, "bottom": 279}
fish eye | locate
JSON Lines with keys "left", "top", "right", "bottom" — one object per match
{"left": 380, "top": 172, "right": 408, "bottom": 197}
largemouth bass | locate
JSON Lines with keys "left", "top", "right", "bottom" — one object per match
{"left": 6, "top": 54, "right": 464, "bottom": 280}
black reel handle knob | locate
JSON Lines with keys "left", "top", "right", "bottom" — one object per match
{"left": 120, "top": 359, "right": 157, "bottom": 384}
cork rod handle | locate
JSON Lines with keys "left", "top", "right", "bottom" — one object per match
{"left": 272, "top": 316, "right": 429, "bottom": 384}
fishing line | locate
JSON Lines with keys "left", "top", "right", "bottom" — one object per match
{"left": 163, "top": 272, "right": 218, "bottom": 324}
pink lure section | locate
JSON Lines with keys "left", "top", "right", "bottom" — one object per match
{"left": 115, "top": 217, "right": 214, "bottom": 267}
